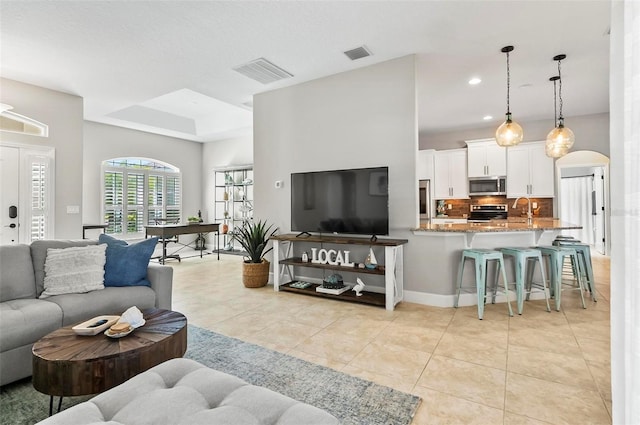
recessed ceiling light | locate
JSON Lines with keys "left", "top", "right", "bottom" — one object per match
{"left": 483, "top": 115, "right": 493, "bottom": 120}
{"left": 468, "top": 77, "right": 482, "bottom": 85}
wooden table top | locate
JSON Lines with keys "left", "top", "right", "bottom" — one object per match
{"left": 32, "top": 308, "right": 187, "bottom": 397}
{"left": 145, "top": 222, "right": 220, "bottom": 238}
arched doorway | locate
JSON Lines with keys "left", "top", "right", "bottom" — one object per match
{"left": 555, "top": 150, "right": 610, "bottom": 255}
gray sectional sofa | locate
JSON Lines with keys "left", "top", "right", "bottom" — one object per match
{"left": 0, "top": 239, "right": 173, "bottom": 386}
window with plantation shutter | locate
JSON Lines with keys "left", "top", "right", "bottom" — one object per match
{"left": 127, "top": 173, "right": 145, "bottom": 233}
{"left": 27, "top": 155, "right": 51, "bottom": 241}
{"left": 102, "top": 158, "right": 181, "bottom": 237}
{"left": 104, "top": 171, "right": 124, "bottom": 234}
{"left": 147, "top": 174, "right": 164, "bottom": 224}
{"left": 166, "top": 175, "right": 181, "bottom": 221}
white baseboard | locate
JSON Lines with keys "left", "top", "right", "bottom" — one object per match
{"left": 402, "top": 289, "right": 548, "bottom": 308}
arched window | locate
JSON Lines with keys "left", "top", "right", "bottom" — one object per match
{"left": 0, "top": 104, "right": 49, "bottom": 137}
{"left": 102, "top": 158, "right": 181, "bottom": 237}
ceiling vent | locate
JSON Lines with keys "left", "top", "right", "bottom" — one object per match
{"left": 344, "top": 46, "right": 372, "bottom": 61}
{"left": 233, "top": 58, "right": 293, "bottom": 84}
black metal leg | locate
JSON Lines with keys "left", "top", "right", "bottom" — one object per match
{"left": 217, "top": 230, "right": 220, "bottom": 260}
{"left": 49, "top": 396, "right": 63, "bottom": 416}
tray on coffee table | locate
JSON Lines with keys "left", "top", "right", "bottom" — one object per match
{"left": 72, "top": 315, "right": 120, "bottom": 336}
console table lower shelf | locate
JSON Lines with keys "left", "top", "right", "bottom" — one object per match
{"left": 280, "top": 281, "right": 385, "bottom": 307}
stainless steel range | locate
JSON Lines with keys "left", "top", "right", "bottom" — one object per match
{"left": 468, "top": 204, "right": 508, "bottom": 222}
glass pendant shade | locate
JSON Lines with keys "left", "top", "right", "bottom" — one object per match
{"left": 545, "top": 121, "right": 574, "bottom": 158}
{"left": 495, "top": 113, "right": 524, "bottom": 146}
{"left": 545, "top": 54, "right": 573, "bottom": 158}
{"left": 496, "top": 46, "right": 523, "bottom": 147}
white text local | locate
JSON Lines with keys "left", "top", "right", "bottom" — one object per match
{"left": 310, "top": 248, "right": 354, "bottom": 267}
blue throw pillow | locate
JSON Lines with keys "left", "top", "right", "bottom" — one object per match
{"left": 98, "top": 234, "right": 158, "bottom": 287}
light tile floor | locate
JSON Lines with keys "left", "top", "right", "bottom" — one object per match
{"left": 167, "top": 251, "right": 611, "bottom": 425}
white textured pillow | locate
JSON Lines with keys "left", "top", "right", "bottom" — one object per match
{"left": 40, "top": 244, "right": 107, "bottom": 299}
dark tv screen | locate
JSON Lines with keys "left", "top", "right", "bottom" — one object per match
{"left": 291, "top": 167, "right": 389, "bottom": 236}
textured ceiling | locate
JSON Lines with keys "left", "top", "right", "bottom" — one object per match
{"left": 0, "top": 1, "right": 611, "bottom": 142}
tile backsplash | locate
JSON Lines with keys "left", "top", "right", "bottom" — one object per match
{"left": 436, "top": 196, "right": 553, "bottom": 218}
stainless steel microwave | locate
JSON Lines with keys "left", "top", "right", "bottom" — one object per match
{"left": 419, "top": 179, "right": 431, "bottom": 219}
{"left": 468, "top": 176, "right": 507, "bottom": 196}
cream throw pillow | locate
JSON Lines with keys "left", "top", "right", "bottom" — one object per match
{"left": 40, "top": 244, "right": 107, "bottom": 298}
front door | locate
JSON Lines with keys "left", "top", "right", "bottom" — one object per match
{"left": 0, "top": 144, "right": 54, "bottom": 245}
{"left": 0, "top": 146, "right": 20, "bottom": 244}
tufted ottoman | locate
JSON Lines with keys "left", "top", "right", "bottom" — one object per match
{"left": 36, "top": 358, "right": 339, "bottom": 425}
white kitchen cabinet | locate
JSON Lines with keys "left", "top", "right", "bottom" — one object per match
{"left": 507, "top": 141, "right": 555, "bottom": 197}
{"left": 465, "top": 138, "right": 507, "bottom": 177}
{"left": 417, "top": 149, "right": 435, "bottom": 181}
{"left": 434, "top": 149, "right": 468, "bottom": 199}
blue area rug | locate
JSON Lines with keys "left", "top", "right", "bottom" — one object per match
{"left": 0, "top": 325, "right": 420, "bottom": 425}
{"left": 186, "top": 325, "right": 421, "bottom": 425}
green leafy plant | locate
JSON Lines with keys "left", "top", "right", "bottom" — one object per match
{"left": 232, "top": 220, "right": 277, "bottom": 263}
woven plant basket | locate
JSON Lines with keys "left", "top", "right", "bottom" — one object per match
{"left": 242, "top": 259, "right": 270, "bottom": 288}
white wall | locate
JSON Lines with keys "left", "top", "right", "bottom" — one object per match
{"left": 201, "top": 135, "right": 253, "bottom": 224}
{"left": 421, "top": 112, "right": 610, "bottom": 156}
{"left": 0, "top": 78, "right": 84, "bottom": 238}
{"left": 83, "top": 121, "right": 203, "bottom": 232}
{"left": 253, "top": 55, "right": 420, "bottom": 290}
{"left": 254, "top": 55, "right": 418, "bottom": 234}
{"left": 609, "top": 1, "right": 640, "bottom": 423}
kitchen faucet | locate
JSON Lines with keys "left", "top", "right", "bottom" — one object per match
{"left": 512, "top": 197, "right": 533, "bottom": 225}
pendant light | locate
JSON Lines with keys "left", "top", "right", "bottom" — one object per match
{"left": 545, "top": 76, "right": 569, "bottom": 157}
{"left": 495, "top": 46, "right": 524, "bottom": 147}
{"left": 545, "top": 54, "right": 574, "bottom": 158}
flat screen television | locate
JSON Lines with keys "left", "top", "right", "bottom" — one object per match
{"left": 291, "top": 166, "right": 389, "bottom": 236}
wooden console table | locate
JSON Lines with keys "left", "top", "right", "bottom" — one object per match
{"left": 272, "top": 234, "right": 408, "bottom": 311}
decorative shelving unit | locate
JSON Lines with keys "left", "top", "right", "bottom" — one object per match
{"left": 214, "top": 167, "right": 253, "bottom": 252}
{"left": 271, "top": 234, "right": 408, "bottom": 311}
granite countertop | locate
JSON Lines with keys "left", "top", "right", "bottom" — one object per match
{"left": 413, "top": 218, "right": 581, "bottom": 233}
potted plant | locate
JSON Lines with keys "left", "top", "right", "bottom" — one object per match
{"left": 232, "top": 220, "right": 277, "bottom": 287}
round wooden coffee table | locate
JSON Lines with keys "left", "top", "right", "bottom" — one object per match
{"left": 32, "top": 308, "right": 187, "bottom": 414}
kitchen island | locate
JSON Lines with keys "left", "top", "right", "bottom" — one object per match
{"left": 414, "top": 218, "right": 581, "bottom": 248}
{"left": 408, "top": 218, "right": 581, "bottom": 307}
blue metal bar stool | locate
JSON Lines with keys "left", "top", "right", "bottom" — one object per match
{"left": 454, "top": 249, "right": 514, "bottom": 320}
{"left": 499, "top": 247, "right": 551, "bottom": 314}
{"left": 553, "top": 236, "right": 580, "bottom": 279}
{"left": 554, "top": 235, "right": 579, "bottom": 241}
{"left": 552, "top": 240, "right": 597, "bottom": 302}
{"left": 537, "top": 246, "right": 586, "bottom": 311}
